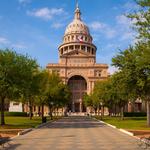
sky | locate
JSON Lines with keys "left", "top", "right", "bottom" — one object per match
{"left": 0, "top": 0, "right": 139, "bottom": 74}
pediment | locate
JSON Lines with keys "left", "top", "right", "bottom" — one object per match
{"left": 62, "top": 50, "right": 90, "bottom": 57}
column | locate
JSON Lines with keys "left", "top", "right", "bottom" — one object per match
{"left": 72, "top": 102, "right": 75, "bottom": 112}
{"left": 92, "top": 81, "right": 94, "bottom": 91}
{"left": 80, "top": 102, "right": 82, "bottom": 112}
{"left": 90, "top": 81, "right": 92, "bottom": 93}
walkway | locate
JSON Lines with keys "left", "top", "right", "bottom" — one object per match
{"left": 5, "top": 116, "right": 140, "bottom": 150}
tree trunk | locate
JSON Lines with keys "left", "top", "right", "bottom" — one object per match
{"left": 120, "top": 106, "right": 124, "bottom": 120}
{"left": 62, "top": 107, "right": 63, "bottom": 116}
{"left": 49, "top": 107, "right": 53, "bottom": 120}
{"left": 100, "top": 106, "right": 104, "bottom": 120}
{"left": 0, "top": 97, "right": 5, "bottom": 125}
{"left": 57, "top": 107, "right": 59, "bottom": 117}
{"left": 98, "top": 106, "right": 100, "bottom": 116}
{"left": 41, "top": 104, "right": 44, "bottom": 123}
{"left": 115, "top": 104, "right": 117, "bottom": 116}
{"left": 29, "top": 104, "right": 33, "bottom": 120}
{"left": 147, "top": 101, "right": 150, "bottom": 127}
{"left": 102, "top": 106, "right": 104, "bottom": 117}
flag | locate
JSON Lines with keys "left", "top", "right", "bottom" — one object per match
{"left": 76, "top": 35, "right": 83, "bottom": 42}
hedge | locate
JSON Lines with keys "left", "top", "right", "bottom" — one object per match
{"left": 4, "top": 112, "right": 28, "bottom": 117}
{"left": 123, "top": 112, "right": 146, "bottom": 117}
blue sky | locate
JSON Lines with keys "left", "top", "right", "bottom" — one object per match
{"left": 0, "top": 0, "right": 139, "bottom": 73}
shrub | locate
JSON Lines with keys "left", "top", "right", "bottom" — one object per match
{"left": 124, "top": 112, "right": 146, "bottom": 117}
{"left": 4, "top": 112, "right": 27, "bottom": 117}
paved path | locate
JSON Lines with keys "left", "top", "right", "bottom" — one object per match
{"left": 5, "top": 116, "right": 140, "bottom": 150}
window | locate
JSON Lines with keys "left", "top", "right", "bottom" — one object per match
{"left": 75, "top": 45, "right": 80, "bottom": 50}
{"left": 13, "top": 102, "right": 19, "bottom": 106}
{"left": 69, "top": 45, "right": 73, "bottom": 50}
{"left": 92, "top": 48, "right": 94, "bottom": 54}
{"left": 81, "top": 46, "right": 85, "bottom": 50}
{"left": 61, "top": 48, "right": 63, "bottom": 54}
{"left": 85, "top": 37, "right": 87, "bottom": 41}
{"left": 72, "top": 36, "right": 74, "bottom": 40}
{"left": 68, "top": 36, "right": 70, "bottom": 41}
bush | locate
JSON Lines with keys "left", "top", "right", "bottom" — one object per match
{"left": 124, "top": 112, "right": 146, "bottom": 117}
{"left": 4, "top": 112, "right": 27, "bottom": 117}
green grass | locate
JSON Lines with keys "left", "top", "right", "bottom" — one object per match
{"left": 0, "top": 116, "right": 61, "bottom": 129}
{"left": 94, "top": 116, "right": 150, "bottom": 130}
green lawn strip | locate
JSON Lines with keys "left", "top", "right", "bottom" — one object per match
{"left": 0, "top": 116, "right": 62, "bottom": 129}
{"left": 94, "top": 116, "right": 150, "bottom": 130}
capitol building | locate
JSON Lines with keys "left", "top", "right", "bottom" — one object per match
{"left": 9, "top": 4, "right": 109, "bottom": 114}
{"left": 46, "top": 4, "right": 108, "bottom": 113}
{"left": 9, "top": 4, "right": 145, "bottom": 115}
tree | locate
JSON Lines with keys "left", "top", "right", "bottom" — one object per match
{"left": 92, "top": 80, "right": 108, "bottom": 117}
{"left": 45, "top": 72, "right": 71, "bottom": 119}
{"left": 110, "top": 72, "right": 130, "bottom": 120}
{"left": 112, "top": 43, "right": 150, "bottom": 124}
{"left": 128, "top": 0, "right": 150, "bottom": 42}
{"left": 0, "top": 49, "right": 38, "bottom": 125}
{"left": 34, "top": 69, "right": 49, "bottom": 122}
{"left": 83, "top": 93, "right": 93, "bottom": 113}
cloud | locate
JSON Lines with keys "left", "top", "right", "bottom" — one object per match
{"left": 90, "top": 21, "right": 116, "bottom": 39}
{"left": 51, "top": 23, "right": 64, "bottom": 29}
{"left": 90, "top": 22, "right": 106, "bottom": 30}
{"left": 27, "top": 7, "right": 64, "bottom": 21}
{"left": 0, "top": 37, "right": 10, "bottom": 45}
{"left": 116, "top": 15, "right": 137, "bottom": 42}
{"left": 108, "top": 66, "right": 118, "bottom": 75}
{"left": 121, "top": 32, "right": 135, "bottom": 41}
{"left": 18, "top": 0, "right": 31, "bottom": 4}
{"left": 0, "top": 37, "right": 27, "bottom": 50}
{"left": 11, "top": 43, "right": 26, "bottom": 49}
{"left": 116, "top": 15, "right": 137, "bottom": 27}
{"left": 123, "top": 2, "right": 139, "bottom": 12}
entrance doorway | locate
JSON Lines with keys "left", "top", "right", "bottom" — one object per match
{"left": 68, "top": 75, "right": 87, "bottom": 112}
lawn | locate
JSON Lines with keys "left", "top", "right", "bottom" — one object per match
{"left": 0, "top": 116, "right": 61, "bottom": 129}
{"left": 94, "top": 116, "right": 150, "bottom": 130}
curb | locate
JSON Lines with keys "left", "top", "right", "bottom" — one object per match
{"left": 93, "top": 117, "right": 139, "bottom": 139}
{"left": 100, "top": 120, "right": 116, "bottom": 129}
{"left": 18, "top": 128, "right": 32, "bottom": 136}
{"left": 36, "top": 121, "right": 54, "bottom": 128}
{"left": 119, "top": 128, "right": 134, "bottom": 136}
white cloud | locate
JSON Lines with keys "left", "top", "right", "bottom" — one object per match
{"left": 51, "top": 23, "right": 64, "bottom": 29}
{"left": 121, "top": 32, "right": 135, "bottom": 41}
{"left": 90, "top": 22, "right": 106, "bottom": 30}
{"left": 116, "top": 15, "right": 132, "bottom": 26}
{"left": 123, "top": 2, "right": 139, "bottom": 12}
{"left": 105, "top": 28, "right": 116, "bottom": 39}
{"left": 27, "top": 7, "right": 64, "bottom": 21}
{"left": 18, "top": 0, "right": 31, "bottom": 3}
{"left": 90, "top": 21, "right": 116, "bottom": 39}
{"left": 11, "top": 43, "right": 26, "bottom": 49}
{"left": 116, "top": 15, "right": 137, "bottom": 42}
{"left": 0, "top": 37, "right": 10, "bottom": 45}
{"left": 108, "top": 66, "right": 118, "bottom": 75}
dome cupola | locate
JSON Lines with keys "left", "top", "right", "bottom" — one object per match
{"left": 64, "top": 4, "right": 90, "bottom": 36}
{"left": 58, "top": 3, "right": 96, "bottom": 57}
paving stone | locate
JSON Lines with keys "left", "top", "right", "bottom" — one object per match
{"left": 4, "top": 116, "right": 140, "bottom": 150}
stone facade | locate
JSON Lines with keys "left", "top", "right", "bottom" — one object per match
{"left": 46, "top": 5, "right": 108, "bottom": 112}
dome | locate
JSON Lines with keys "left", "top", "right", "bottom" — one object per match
{"left": 65, "top": 20, "right": 90, "bottom": 35}
{"left": 64, "top": 5, "right": 90, "bottom": 36}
